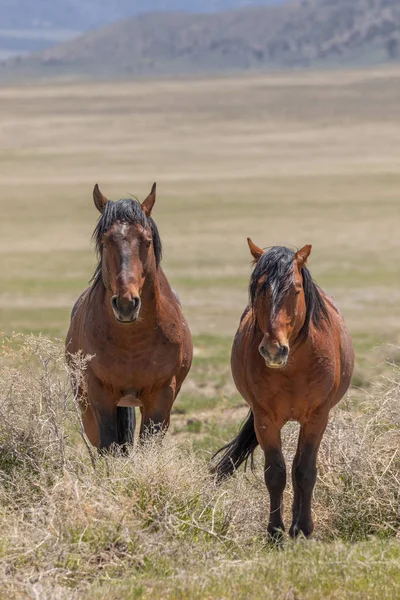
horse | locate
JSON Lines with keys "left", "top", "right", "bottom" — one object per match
{"left": 66, "top": 183, "right": 193, "bottom": 452}
{"left": 212, "top": 240, "right": 354, "bottom": 539}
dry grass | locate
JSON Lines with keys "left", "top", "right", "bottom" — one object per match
{"left": 1, "top": 67, "right": 400, "bottom": 597}
{"left": 0, "top": 335, "right": 400, "bottom": 598}
{"left": 1, "top": 68, "right": 400, "bottom": 345}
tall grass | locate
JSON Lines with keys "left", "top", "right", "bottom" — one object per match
{"left": 0, "top": 335, "right": 399, "bottom": 598}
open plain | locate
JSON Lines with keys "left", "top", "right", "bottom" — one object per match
{"left": 1, "top": 67, "right": 400, "bottom": 598}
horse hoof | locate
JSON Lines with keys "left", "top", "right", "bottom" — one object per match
{"left": 289, "top": 522, "right": 313, "bottom": 539}
{"left": 267, "top": 525, "right": 285, "bottom": 544}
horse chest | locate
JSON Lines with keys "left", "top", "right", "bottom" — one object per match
{"left": 249, "top": 376, "right": 324, "bottom": 423}
{"left": 90, "top": 328, "right": 181, "bottom": 389}
{"left": 245, "top": 353, "right": 336, "bottom": 424}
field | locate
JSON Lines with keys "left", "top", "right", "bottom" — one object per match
{"left": 1, "top": 66, "right": 400, "bottom": 598}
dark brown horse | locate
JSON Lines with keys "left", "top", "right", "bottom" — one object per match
{"left": 212, "top": 240, "right": 354, "bottom": 538}
{"left": 66, "top": 183, "right": 193, "bottom": 451}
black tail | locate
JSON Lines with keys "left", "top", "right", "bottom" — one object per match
{"left": 117, "top": 407, "right": 136, "bottom": 449}
{"left": 211, "top": 411, "right": 259, "bottom": 480}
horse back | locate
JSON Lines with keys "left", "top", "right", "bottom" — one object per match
{"left": 319, "top": 289, "right": 354, "bottom": 405}
{"left": 71, "top": 288, "right": 90, "bottom": 320}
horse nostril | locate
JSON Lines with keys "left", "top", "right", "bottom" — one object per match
{"left": 111, "top": 296, "right": 119, "bottom": 311}
{"left": 111, "top": 295, "right": 140, "bottom": 319}
{"left": 280, "top": 345, "right": 289, "bottom": 358}
{"left": 259, "top": 345, "right": 268, "bottom": 358}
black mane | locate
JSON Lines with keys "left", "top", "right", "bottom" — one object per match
{"left": 249, "top": 246, "right": 329, "bottom": 343}
{"left": 91, "top": 198, "right": 162, "bottom": 285}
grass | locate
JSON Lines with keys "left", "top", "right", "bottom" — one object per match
{"left": 89, "top": 540, "right": 400, "bottom": 599}
{"left": 1, "top": 336, "right": 400, "bottom": 599}
{"left": 1, "top": 66, "right": 400, "bottom": 597}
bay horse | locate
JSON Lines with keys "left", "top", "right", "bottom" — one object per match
{"left": 212, "top": 240, "right": 354, "bottom": 539}
{"left": 66, "top": 183, "right": 193, "bottom": 451}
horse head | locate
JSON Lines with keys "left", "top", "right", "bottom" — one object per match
{"left": 248, "top": 240, "right": 313, "bottom": 368}
{"left": 92, "top": 183, "right": 161, "bottom": 324}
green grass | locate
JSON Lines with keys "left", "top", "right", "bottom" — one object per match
{"left": 88, "top": 539, "right": 400, "bottom": 600}
{"left": 0, "top": 307, "right": 70, "bottom": 337}
{"left": 2, "top": 68, "right": 400, "bottom": 597}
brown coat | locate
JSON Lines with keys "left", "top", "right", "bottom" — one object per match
{"left": 213, "top": 241, "right": 354, "bottom": 539}
{"left": 66, "top": 184, "right": 192, "bottom": 450}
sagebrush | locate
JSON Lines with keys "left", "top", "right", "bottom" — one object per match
{"left": 0, "top": 335, "right": 399, "bottom": 599}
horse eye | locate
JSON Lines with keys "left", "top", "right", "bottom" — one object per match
{"left": 295, "top": 290, "right": 301, "bottom": 296}
{"left": 146, "top": 240, "right": 151, "bottom": 248}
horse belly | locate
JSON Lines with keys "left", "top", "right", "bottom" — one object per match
{"left": 118, "top": 393, "right": 143, "bottom": 408}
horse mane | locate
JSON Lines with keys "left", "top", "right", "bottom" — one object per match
{"left": 249, "top": 246, "right": 329, "bottom": 343}
{"left": 90, "top": 198, "right": 162, "bottom": 286}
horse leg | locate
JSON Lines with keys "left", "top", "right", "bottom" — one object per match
{"left": 116, "top": 406, "right": 136, "bottom": 451}
{"left": 81, "top": 401, "right": 100, "bottom": 447}
{"left": 254, "top": 413, "right": 286, "bottom": 540}
{"left": 289, "top": 411, "right": 329, "bottom": 538}
{"left": 140, "top": 383, "right": 175, "bottom": 440}
{"left": 73, "top": 384, "right": 100, "bottom": 448}
{"left": 87, "top": 375, "right": 120, "bottom": 453}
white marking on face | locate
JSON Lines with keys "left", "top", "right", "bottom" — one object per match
{"left": 120, "top": 223, "right": 129, "bottom": 237}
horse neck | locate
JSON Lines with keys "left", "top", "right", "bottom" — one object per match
{"left": 139, "top": 267, "right": 163, "bottom": 322}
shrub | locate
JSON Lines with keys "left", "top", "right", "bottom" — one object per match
{"left": 0, "top": 335, "right": 400, "bottom": 597}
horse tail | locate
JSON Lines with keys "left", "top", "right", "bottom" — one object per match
{"left": 211, "top": 410, "right": 259, "bottom": 481}
{"left": 117, "top": 407, "right": 136, "bottom": 447}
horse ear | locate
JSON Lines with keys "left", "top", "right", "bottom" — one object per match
{"left": 141, "top": 182, "right": 156, "bottom": 217}
{"left": 247, "top": 238, "right": 264, "bottom": 263}
{"left": 295, "top": 244, "right": 312, "bottom": 269}
{"left": 93, "top": 184, "right": 109, "bottom": 213}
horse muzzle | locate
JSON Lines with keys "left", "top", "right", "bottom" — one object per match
{"left": 111, "top": 295, "right": 141, "bottom": 324}
{"left": 259, "top": 342, "right": 289, "bottom": 369}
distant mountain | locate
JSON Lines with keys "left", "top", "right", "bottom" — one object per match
{"left": 2, "top": 0, "right": 400, "bottom": 80}
{"left": 0, "top": 0, "right": 285, "bottom": 31}
{"left": 0, "top": 0, "right": 286, "bottom": 60}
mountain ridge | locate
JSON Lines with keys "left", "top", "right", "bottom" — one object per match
{"left": 0, "top": 0, "right": 284, "bottom": 30}
{"left": 2, "top": 0, "right": 400, "bottom": 80}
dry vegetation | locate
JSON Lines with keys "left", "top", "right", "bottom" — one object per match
{"left": 1, "top": 66, "right": 400, "bottom": 597}
{"left": 0, "top": 335, "right": 400, "bottom": 599}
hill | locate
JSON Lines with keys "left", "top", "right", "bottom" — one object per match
{"left": 0, "top": 0, "right": 284, "bottom": 60}
{"left": 2, "top": 0, "right": 400, "bottom": 79}
{"left": 0, "top": 0, "right": 284, "bottom": 31}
